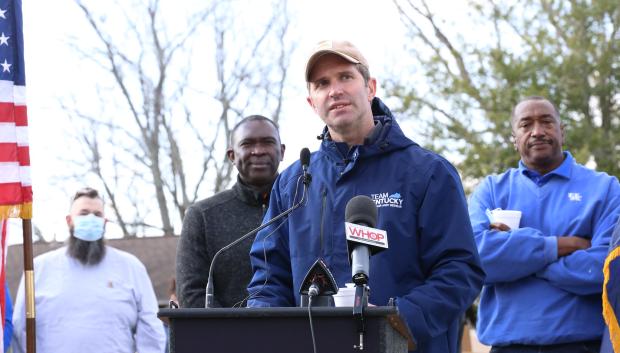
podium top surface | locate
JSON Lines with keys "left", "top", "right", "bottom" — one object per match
{"left": 159, "top": 306, "right": 399, "bottom": 319}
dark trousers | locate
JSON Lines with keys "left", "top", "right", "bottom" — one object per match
{"left": 490, "top": 340, "right": 601, "bottom": 353}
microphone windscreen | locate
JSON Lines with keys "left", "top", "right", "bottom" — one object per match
{"left": 300, "top": 148, "right": 311, "bottom": 167}
{"left": 345, "top": 195, "right": 377, "bottom": 228}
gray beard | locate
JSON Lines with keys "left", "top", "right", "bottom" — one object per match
{"left": 67, "top": 230, "right": 106, "bottom": 266}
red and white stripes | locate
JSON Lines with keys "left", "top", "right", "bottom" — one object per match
{"left": 0, "top": 80, "right": 32, "bottom": 219}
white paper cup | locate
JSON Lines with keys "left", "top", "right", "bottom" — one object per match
{"left": 490, "top": 209, "right": 522, "bottom": 229}
{"left": 333, "top": 283, "right": 356, "bottom": 307}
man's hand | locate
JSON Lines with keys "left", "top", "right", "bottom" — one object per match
{"left": 557, "top": 236, "right": 591, "bottom": 257}
{"left": 490, "top": 222, "right": 511, "bottom": 231}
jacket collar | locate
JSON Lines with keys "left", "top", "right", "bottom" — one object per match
{"left": 318, "top": 97, "right": 416, "bottom": 159}
{"left": 233, "top": 175, "right": 272, "bottom": 206}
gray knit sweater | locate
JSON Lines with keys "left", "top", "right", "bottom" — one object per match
{"left": 176, "top": 178, "right": 269, "bottom": 308}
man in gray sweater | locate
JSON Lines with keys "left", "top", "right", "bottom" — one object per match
{"left": 176, "top": 115, "right": 285, "bottom": 307}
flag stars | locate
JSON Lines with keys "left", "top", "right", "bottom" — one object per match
{"left": 0, "top": 33, "right": 9, "bottom": 46}
{"left": 1, "top": 59, "right": 11, "bottom": 73}
{"left": 0, "top": 8, "right": 6, "bottom": 19}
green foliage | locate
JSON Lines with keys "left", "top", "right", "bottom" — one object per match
{"left": 390, "top": 0, "right": 620, "bottom": 187}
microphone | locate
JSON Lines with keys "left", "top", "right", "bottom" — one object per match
{"left": 300, "top": 148, "right": 311, "bottom": 186}
{"left": 205, "top": 148, "right": 312, "bottom": 308}
{"left": 344, "top": 195, "right": 389, "bottom": 349}
{"left": 344, "top": 195, "right": 388, "bottom": 285}
{"left": 299, "top": 258, "right": 338, "bottom": 307}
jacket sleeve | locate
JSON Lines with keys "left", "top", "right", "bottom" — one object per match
{"left": 536, "top": 181, "right": 620, "bottom": 295}
{"left": 469, "top": 177, "right": 557, "bottom": 284}
{"left": 247, "top": 176, "right": 295, "bottom": 307}
{"left": 395, "top": 160, "right": 485, "bottom": 343}
{"left": 176, "top": 205, "right": 219, "bottom": 308}
{"left": 612, "top": 221, "right": 620, "bottom": 249}
{"left": 133, "top": 261, "right": 166, "bottom": 353}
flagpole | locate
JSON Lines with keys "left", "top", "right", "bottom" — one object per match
{"left": 22, "top": 219, "right": 36, "bottom": 353}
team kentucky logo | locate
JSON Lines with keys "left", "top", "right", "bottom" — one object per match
{"left": 370, "top": 192, "right": 403, "bottom": 208}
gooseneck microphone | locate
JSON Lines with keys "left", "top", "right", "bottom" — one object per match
{"left": 205, "top": 148, "right": 312, "bottom": 308}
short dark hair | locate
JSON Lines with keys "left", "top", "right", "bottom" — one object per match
{"left": 511, "top": 96, "right": 561, "bottom": 126}
{"left": 355, "top": 63, "right": 370, "bottom": 85}
{"left": 229, "top": 115, "right": 280, "bottom": 147}
{"left": 71, "top": 187, "right": 102, "bottom": 204}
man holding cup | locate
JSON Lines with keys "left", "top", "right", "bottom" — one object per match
{"left": 468, "top": 96, "right": 620, "bottom": 352}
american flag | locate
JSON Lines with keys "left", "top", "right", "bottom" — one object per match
{"left": 0, "top": 0, "right": 31, "bottom": 347}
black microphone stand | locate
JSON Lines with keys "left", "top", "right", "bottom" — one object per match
{"left": 352, "top": 272, "right": 369, "bottom": 350}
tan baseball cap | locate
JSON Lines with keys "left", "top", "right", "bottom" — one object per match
{"left": 305, "top": 40, "right": 369, "bottom": 82}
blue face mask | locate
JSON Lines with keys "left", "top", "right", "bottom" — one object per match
{"left": 72, "top": 214, "right": 105, "bottom": 241}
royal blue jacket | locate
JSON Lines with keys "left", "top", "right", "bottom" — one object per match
{"left": 247, "top": 98, "right": 484, "bottom": 353}
{"left": 469, "top": 152, "right": 620, "bottom": 346}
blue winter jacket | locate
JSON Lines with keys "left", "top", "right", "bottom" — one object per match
{"left": 247, "top": 98, "right": 484, "bottom": 353}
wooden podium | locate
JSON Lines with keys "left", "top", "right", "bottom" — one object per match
{"left": 159, "top": 306, "right": 415, "bottom": 353}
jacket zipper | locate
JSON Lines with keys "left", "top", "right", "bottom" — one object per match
{"left": 261, "top": 192, "right": 268, "bottom": 216}
{"left": 319, "top": 189, "right": 327, "bottom": 255}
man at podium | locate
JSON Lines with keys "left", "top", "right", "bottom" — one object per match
{"left": 247, "top": 40, "right": 485, "bottom": 353}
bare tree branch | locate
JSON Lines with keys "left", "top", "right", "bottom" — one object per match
{"left": 61, "top": 0, "right": 295, "bottom": 237}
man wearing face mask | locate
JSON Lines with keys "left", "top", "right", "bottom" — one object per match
{"left": 11, "top": 187, "right": 166, "bottom": 353}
